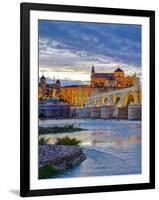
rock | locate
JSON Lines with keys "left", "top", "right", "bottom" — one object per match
{"left": 39, "top": 144, "right": 86, "bottom": 170}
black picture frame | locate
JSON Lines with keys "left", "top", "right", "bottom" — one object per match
{"left": 20, "top": 2, "right": 155, "bottom": 197}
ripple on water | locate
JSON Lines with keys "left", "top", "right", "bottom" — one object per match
{"left": 39, "top": 119, "right": 141, "bottom": 178}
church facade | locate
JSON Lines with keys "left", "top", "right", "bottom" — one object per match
{"left": 91, "top": 66, "right": 137, "bottom": 89}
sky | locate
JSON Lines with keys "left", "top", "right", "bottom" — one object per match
{"left": 39, "top": 20, "right": 141, "bottom": 86}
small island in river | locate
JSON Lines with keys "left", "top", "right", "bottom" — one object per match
{"left": 39, "top": 124, "right": 87, "bottom": 134}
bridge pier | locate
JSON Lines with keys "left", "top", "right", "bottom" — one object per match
{"left": 72, "top": 103, "right": 141, "bottom": 121}
{"left": 128, "top": 103, "right": 141, "bottom": 120}
{"left": 101, "top": 106, "right": 114, "bottom": 119}
{"left": 116, "top": 106, "right": 128, "bottom": 119}
{"left": 76, "top": 107, "right": 91, "bottom": 118}
{"left": 91, "top": 107, "right": 101, "bottom": 118}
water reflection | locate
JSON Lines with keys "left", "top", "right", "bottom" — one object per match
{"left": 39, "top": 128, "right": 141, "bottom": 147}
{"left": 39, "top": 119, "right": 141, "bottom": 177}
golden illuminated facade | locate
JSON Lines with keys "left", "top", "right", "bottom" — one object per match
{"left": 91, "top": 66, "right": 136, "bottom": 89}
{"left": 38, "top": 75, "right": 61, "bottom": 99}
{"left": 59, "top": 85, "right": 97, "bottom": 107}
{"left": 39, "top": 66, "right": 138, "bottom": 107}
{"left": 38, "top": 75, "right": 97, "bottom": 106}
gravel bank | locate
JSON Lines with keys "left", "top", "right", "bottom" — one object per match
{"left": 39, "top": 144, "right": 86, "bottom": 170}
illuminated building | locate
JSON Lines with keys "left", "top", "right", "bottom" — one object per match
{"left": 38, "top": 75, "right": 61, "bottom": 99}
{"left": 38, "top": 66, "right": 139, "bottom": 107}
{"left": 59, "top": 85, "right": 97, "bottom": 107}
{"left": 91, "top": 65, "right": 136, "bottom": 89}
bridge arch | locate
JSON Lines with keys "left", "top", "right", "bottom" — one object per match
{"left": 126, "top": 94, "right": 135, "bottom": 106}
{"left": 85, "top": 86, "right": 141, "bottom": 108}
{"left": 103, "top": 97, "right": 108, "bottom": 103}
{"left": 115, "top": 96, "right": 120, "bottom": 105}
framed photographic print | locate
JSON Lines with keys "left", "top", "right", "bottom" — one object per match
{"left": 20, "top": 2, "right": 155, "bottom": 197}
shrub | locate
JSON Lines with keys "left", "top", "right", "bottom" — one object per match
{"left": 39, "top": 113, "right": 45, "bottom": 118}
{"left": 39, "top": 138, "right": 46, "bottom": 145}
{"left": 55, "top": 136, "right": 81, "bottom": 146}
{"left": 39, "top": 138, "right": 53, "bottom": 145}
{"left": 39, "top": 164, "right": 60, "bottom": 179}
{"left": 39, "top": 124, "right": 86, "bottom": 134}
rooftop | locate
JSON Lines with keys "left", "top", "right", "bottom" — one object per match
{"left": 114, "top": 68, "right": 124, "bottom": 72}
{"left": 93, "top": 73, "right": 116, "bottom": 80}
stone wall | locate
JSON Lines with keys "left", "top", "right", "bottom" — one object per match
{"left": 78, "top": 107, "right": 91, "bottom": 118}
{"left": 75, "top": 105, "right": 142, "bottom": 120}
{"left": 90, "top": 107, "right": 101, "bottom": 118}
{"left": 70, "top": 107, "right": 76, "bottom": 118}
{"left": 128, "top": 104, "right": 141, "bottom": 120}
{"left": 101, "top": 106, "right": 114, "bottom": 119}
{"left": 39, "top": 104, "right": 70, "bottom": 118}
{"left": 116, "top": 106, "right": 128, "bottom": 119}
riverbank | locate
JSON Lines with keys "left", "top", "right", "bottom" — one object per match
{"left": 39, "top": 119, "right": 141, "bottom": 178}
{"left": 39, "top": 144, "right": 86, "bottom": 178}
{"left": 39, "top": 125, "right": 87, "bottom": 134}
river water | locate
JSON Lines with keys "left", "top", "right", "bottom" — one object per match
{"left": 39, "top": 119, "right": 141, "bottom": 178}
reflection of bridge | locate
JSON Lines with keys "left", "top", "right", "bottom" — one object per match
{"left": 85, "top": 85, "right": 141, "bottom": 108}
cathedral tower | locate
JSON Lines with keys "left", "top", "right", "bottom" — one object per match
{"left": 55, "top": 79, "right": 61, "bottom": 89}
{"left": 40, "top": 75, "right": 46, "bottom": 87}
{"left": 91, "top": 65, "right": 95, "bottom": 86}
{"left": 91, "top": 64, "right": 95, "bottom": 75}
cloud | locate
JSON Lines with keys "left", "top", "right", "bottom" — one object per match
{"left": 39, "top": 38, "right": 140, "bottom": 72}
{"left": 46, "top": 77, "right": 88, "bottom": 87}
{"left": 38, "top": 20, "right": 141, "bottom": 82}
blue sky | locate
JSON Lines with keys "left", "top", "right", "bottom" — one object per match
{"left": 39, "top": 20, "right": 141, "bottom": 84}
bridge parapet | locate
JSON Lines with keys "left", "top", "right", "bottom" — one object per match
{"left": 85, "top": 86, "right": 141, "bottom": 107}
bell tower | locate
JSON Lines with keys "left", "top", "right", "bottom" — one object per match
{"left": 91, "top": 64, "right": 95, "bottom": 75}
{"left": 55, "top": 79, "right": 61, "bottom": 89}
{"left": 40, "top": 74, "right": 46, "bottom": 87}
{"left": 91, "top": 64, "right": 95, "bottom": 87}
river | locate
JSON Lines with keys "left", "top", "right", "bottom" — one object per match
{"left": 39, "top": 119, "right": 141, "bottom": 178}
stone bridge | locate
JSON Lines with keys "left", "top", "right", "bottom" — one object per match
{"left": 74, "top": 85, "right": 141, "bottom": 120}
{"left": 85, "top": 85, "right": 141, "bottom": 108}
